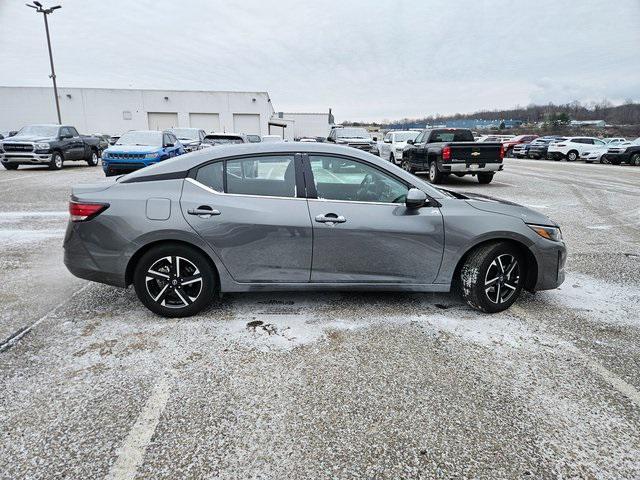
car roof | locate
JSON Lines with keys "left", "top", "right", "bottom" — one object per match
{"left": 119, "top": 142, "right": 445, "bottom": 199}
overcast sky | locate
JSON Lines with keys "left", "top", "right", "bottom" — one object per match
{"left": 0, "top": 0, "right": 638, "bottom": 122}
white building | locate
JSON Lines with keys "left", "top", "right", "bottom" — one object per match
{"left": 273, "top": 112, "right": 333, "bottom": 140}
{"left": 0, "top": 86, "right": 276, "bottom": 136}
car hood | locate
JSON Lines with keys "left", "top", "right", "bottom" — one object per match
{"left": 394, "top": 141, "right": 410, "bottom": 149}
{"left": 457, "top": 191, "right": 558, "bottom": 226}
{"left": 106, "top": 145, "right": 162, "bottom": 154}
{"left": 3, "top": 135, "right": 55, "bottom": 143}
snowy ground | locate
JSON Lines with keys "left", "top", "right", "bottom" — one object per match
{"left": 0, "top": 158, "right": 639, "bottom": 479}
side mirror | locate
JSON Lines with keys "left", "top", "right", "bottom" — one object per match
{"left": 164, "top": 142, "right": 174, "bottom": 148}
{"left": 406, "top": 139, "right": 414, "bottom": 145}
{"left": 384, "top": 139, "right": 391, "bottom": 143}
{"left": 405, "top": 188, "right": 427, "bottom": 209}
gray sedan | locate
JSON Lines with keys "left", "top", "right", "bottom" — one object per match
{"left": 64, "top": 143, "right": 566, "bottom": 318}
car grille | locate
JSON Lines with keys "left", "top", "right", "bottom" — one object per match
{"left": 3, "top": 143, "right": 33, "bottom": 152}
{"left": 107, "top": 163, "right": 144, "bottom": 172}
{"left": 108, "top": 153, "right": 145, "bottom": 159}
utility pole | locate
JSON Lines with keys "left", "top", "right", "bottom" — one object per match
{"left": 26, "top": 1, "right": 62, "bottom": 124}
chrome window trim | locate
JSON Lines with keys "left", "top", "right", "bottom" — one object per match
{"left": 185, "top": 177, "right": 303, "bottom": 201}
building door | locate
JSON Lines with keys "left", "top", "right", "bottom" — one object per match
{"left": 189, "top": 113, "right": 220, "bottom": 133}
{"left": 147, "top": 112, "right": 178, "bottom": 130}
{"left": 233, "top": 114, "right": 261, "bottom": 135}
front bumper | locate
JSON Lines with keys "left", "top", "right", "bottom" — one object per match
{"left": 531, "top": 239, "right": 567, "bottom": 291}
{"left": 102, "top": 160, "right": 155, "bottom": 175}
{"left": 1, "top": 152, "right": 52, "bottom": 165}
{"left": 440, "top": 162, "right": 503, "bottom": 174}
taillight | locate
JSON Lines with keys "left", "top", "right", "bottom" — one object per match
{"left": 442, "top": 146, "right": 451, "bottom": 161}
{"left": 499, "top": 145, "right": 505, "bottom": 160}
{"left": 69, "top": 201, "right": 109, "bottom": 222}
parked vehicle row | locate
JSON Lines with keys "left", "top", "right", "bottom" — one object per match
{"left": 0, "top": 124, "right": 101, "bottom": 170}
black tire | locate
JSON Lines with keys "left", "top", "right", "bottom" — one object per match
{"left": 86, "top": 149, "right": 99, "bottom": 167}
{"left": 460, "top": 242, "right": 525, "bottom": 313}
{"left": 566, "top": 150, "right": 578, "bottom": 162}
{"left": 49, "top": 151, "right": 63, "bottom": 170}
{"left": 401, "top": 160, "right": 415, "bottom": 173}
{"left": 2, "top": 163, "right": 18, "bottom": 170}
{"left": 133, "top": 244, "right": 217, "bottom": 318}
{"left": 631, "top": 153, "right": 640, "bottom": 167}
{"left": 428, "top": 161, "right": 443, "bottom": 184}
{"left": 477, "top": 172, "right": 494, "bottom": 184}
{"left": 389, "top": 153, "right": 395, "bottom": 164}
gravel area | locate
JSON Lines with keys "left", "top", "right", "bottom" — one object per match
{"left": 0, "top": 158, "right": 639, "bottom": 479}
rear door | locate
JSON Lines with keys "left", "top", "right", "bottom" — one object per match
{"left": 181, "top": 153, "right": 312, "bottom": 283}
{"left": 304, "top": 154, "right": 444, "bottom": 284}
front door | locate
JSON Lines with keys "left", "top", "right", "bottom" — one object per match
{"left": 180, "top": 154, "right": 312, "bottom": 283}
{"left": 305, "top": 154, "right": 444, "bottom": 284}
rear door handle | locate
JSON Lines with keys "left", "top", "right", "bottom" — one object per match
{"left": 315, "top": 213, "right": 346, "bottom": 224}
{"left": 188, "top": 206, "right": 221, "bottom": 217}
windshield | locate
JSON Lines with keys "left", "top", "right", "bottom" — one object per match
{"left": 204, "top": 135, "right": 244, "bottom": 144}
{"left": 394, "top": 131, "right": 420, "bottom": 142}
{"left": 336, "top": 128, "right": 371, "bottom": 139}
{"left": 16, "top": 125, "right": 59, "bottom": 137}
{"left": 169, "top": 129, "right": 199, "bottom": 141}
{"left": 116, "top": 131, "right": 162, "bottom": 146}
{"left": 430, "top": 129, "right": 475, "bottom": 142}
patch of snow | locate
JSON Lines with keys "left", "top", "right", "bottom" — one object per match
{"left": 0, "top": 228, "right": 65, "bottom": 244}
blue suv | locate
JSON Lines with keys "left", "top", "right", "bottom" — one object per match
{"left": 101, "top": 130, "right": 185, "bottom": 176}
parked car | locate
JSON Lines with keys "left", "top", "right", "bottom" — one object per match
{"left": 525, "top": 137, "right": 566, "bottom": 160}
{"left": 101, "top": 130, "right": 185, "bottom": 177}
{"left": 261, "top": 135, "right": 284, "bottom": 143}
{"left": 603, "top": 137, "right": 627, "bottom": 145}
{"left": 401, "top": 128, "right": 504, "bottom": 184}
{"left": 0, "top": 124, "right": 101, "bottom": 170}
{"left": 168, "top": 128, "right": 207, "bottom": 152}
{"left": 502, "top": 135, "right": 538, "bottom": 157}
{"left": 246, "top": 135, "right": 262, "bottom": 143}
{"left": 326, "top": 127, "right": 378, "bottom": 155}
{"left": 94, "top": 134, "right": 111, "bottom": 155}
{"left": 202, "top": 133, "right": 248, "bottom": 146}
{"left": 64, "top": 142, "right": 566, "bottom": 318}
{"left": 605, "top": 138, "right": 640, "bottom": 166}
{"left": 379, "top": 130, "right": 420, "bottom": 164}
{"left": 547, "top": 137, "right": 607, "bottom": 161}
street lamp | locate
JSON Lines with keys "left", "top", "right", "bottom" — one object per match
{"left": 26, "top": 1, "right": 62, "bottom": 124}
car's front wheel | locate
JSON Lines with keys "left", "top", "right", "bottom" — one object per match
{"left": 566, "top": 150, "right": 578, "bottom": 162}
{"left": 460, "top": 242, "right": 525, "bottom": 313}
{"left": 86, "top": 149, "right": 99, "bottom": 166}
{"left": 49, "top": 152, "right": 63, "bottom": 170}
{"left": 401, "top": 160, "right": 415, "bottom": 173}
{"left": 631, "top": 153, "right": 640, "bottom": 167}
{"left": 133, "top": 244, "right": 217, "bottom": 318}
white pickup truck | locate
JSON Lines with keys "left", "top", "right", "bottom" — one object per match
{"left": 379, "top": 130, "right": 420, "bottom": 164}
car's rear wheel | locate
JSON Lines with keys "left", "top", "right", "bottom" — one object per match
{"left": 2, "top": 163, "right": 18, "bottom": 170}
{"left": 477, "top": 173, "right": 494, "bottom": 184}
{"left": 401, "top": 160, "right": 415, "bottom": 173}
{"left": 86, "top": 149, "right": 99, "bottom": 166}
{"left": 49, "top": 152, "right": 63, "bottom": 170}
{"left": 428, "top": 161, "right": 443, "bottom": 184}
{"left": 566, "top": 150, "right": 578, "bottom": 162}
{"left": 133, "top": 244, "right": 217, "bottom": 318}
{"left": 460, "top": 242, "right": 525, "bottom": 313}
{"left": 631, "top": 153, "right": 640, "bottom": 166}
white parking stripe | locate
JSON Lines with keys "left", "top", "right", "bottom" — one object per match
{"left": 106, "top": 374, "right": 173, "bottom": 480}
{"left": 511, "top": 305, "right": 640, "bottom": 408}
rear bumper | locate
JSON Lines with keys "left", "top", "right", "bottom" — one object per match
{"left": 440, "top": 162, "right": 503, "bottom": 173}
{"left": 1, "top": 152, "right": 52, "bottom": 165}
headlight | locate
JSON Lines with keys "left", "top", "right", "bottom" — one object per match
{"left": 527, "top": 224, "right": 562, "bottom": 242}
{"left": 145, "top": 152, "right": 159, "bottom": 159}
{"left": 34, "top": 142, "right": 50, "bottom": 150}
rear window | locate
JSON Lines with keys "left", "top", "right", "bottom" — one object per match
{"left": 429, "top": 129, "right": 475, "bottom": 142}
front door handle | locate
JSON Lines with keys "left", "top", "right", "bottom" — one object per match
{"left": 315, "top": 213, "right": 346, "bottom": 224}
{"left": 187, "top": 206, "right": 221, "bottom": 217}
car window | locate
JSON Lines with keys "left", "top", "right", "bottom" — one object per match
{"left": 309, "top": 155, "right": 408, "bottom": 204}
{"left": 60, "top": 127, "right": 72, "bottom": 137}
{"left": 594, "top": 139, "right": 606, "bottom": 146}
{"left": 226, "top": 155, "right": 296, "bottom": 198}
{"left": 68, "top": 127, "right": 79, "bottom": 137}
{"left": 414, "top": 131, "right": 425, "bottom": 143}
{"left": 195, "top": 161, "right": 224, "bottom": 192}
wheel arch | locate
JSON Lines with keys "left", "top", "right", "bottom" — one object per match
{"left": 125, "top": 238, "right": 221, "bottom": 288}
{"left": 451, "top": 237, "right": 538, "bottom": 292}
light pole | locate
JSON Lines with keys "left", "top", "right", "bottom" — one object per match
{"left": 26, "top": 1, "right": 62, "bottom": 124}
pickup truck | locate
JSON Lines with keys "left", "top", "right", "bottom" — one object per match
{"left": 401, "top": 128, "right": 504, "bottom": 184}
{"left": 0, "top": 124, "right": 102, "bottom": 170}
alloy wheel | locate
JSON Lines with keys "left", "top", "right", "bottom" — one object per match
{"left": 55, "top": 155, "right": 63, "bottom": 168}
{"left": 484, "top": 254, "right": 520, "bottom": 305}
{"left": 145, "top": 256, "right": 203, "bottom": 309}
{"left": 429, "top": 163, "right": 437, "bottom": 180}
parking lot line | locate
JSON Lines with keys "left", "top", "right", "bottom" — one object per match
{"left": 511, "top": 305, "right": 640, "bottom": 408}
{"left": 105, "top": 373, "right": 173, "bottom": 480}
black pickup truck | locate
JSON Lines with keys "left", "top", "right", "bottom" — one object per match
{"left": 401, "top": 128, "right": 504, "bottom": 184}
{"left": 0, "top": 124, "right": 102, "bottom": 170}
